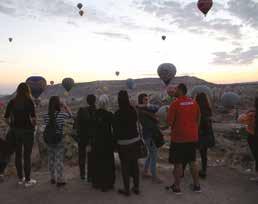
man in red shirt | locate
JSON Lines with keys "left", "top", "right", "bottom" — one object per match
{"left": 166, "top": 83, "right": 201, "bottom": 194}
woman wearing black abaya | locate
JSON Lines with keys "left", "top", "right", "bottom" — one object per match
{"left": 91, "top": 95, "right": 115, "bottom": 192}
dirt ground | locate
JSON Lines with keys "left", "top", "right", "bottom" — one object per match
{"left": 0, "top": 165, "right": 257, "bottom": 204}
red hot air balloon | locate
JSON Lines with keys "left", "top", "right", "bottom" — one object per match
{"left": 79, "top": 10, "right": 84, "bottom": 16}
{"left": 197, "top": 0, "right": 213, "bottom": 16}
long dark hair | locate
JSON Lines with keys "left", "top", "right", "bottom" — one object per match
{"left": 255, "top": 97, "right": 258, "bottom": 138}
{"left": 48, "top": 96, "right": 61, "bottom": 124}
{"left": 196, "top": 92, "right": 212, "bottom": 117}
{"left": 118, "top": 90, "right": 130, "bottom": 110}
{"left": 14, "top": 83, "right": 32, "bottom": 103}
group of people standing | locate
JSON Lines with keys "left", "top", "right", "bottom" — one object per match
{"left": 0, "top": 82, "right": 257, "bottom": 196}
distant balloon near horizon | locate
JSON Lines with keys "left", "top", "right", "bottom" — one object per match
{"left": 50, "top": 81, "right": 54, "bottom": 85}
{"left": 126, "top": 78, "right": 136, "bottom": 90}
{"left": 62, "top": 78, "right": 75, "bottom": 92}
{"left": 115, "top": 71, "right": 120, "bottom": 77}
{"left": 197, "top": 0, "right": 213, "bottom": 16}
{"left": 190, "top": 85, "right": 212, "bottom": 101}
{"left": 221, "top": 92, "right": 240, "bottom": 109}
{"left": 79, "top": 10, "right": 84, "bottom": 16}
{"left": 8, "top": 38, "right": 12, "bottom": 42}
{"left": 77, "top": 3, "right": 83, "bottom": 10}
{"left": 157, "top": 63, "right": 177, "bottom": 86}
{"left": 26, "top": 76, "right": 47, "bottom": 99}
{"left": 162, "top": 35, "right": 166, "bottom": 40}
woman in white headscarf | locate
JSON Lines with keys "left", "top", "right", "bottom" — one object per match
{"left": 91, "top": 95, "right": 115, "bottom": 192}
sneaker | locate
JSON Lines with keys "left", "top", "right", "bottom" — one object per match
{"left": 132, "top": 187, "right": 140, "bottom": 195}
{"left": 24, "top": 179, "right": 37, "bottom": 187}
{"left": 56, "top": 182, "right": 66, "bottom": 188}
{"left": 152, "top": 177, "right": 163, "bottom": 184}
{"left": 165, "top": 184, "right": 182, "bottom": 195}
{"left": 18, "top": 177, "right": 25, "bottom": 185}
{"left": 190, "top": 184, "right": 202, "bottom": 193}
{"left": 118, "top": 189, "right": 130, "bottom": 197}
{"left": 142, "top": 172, "right": 152, "bottom": 179}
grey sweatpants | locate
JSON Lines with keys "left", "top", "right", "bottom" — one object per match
{"left": 48, "top": 143, "right": 65, "bottom": 182}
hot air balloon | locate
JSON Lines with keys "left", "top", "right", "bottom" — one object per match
{"left": 126, "top": 78, "right": 136, "bottom": 90}
{"left": 157, "top": 63, "right": 177, "bottom": 86}
{"left": 79, "top": 10, "right": 84, "bottom": 16}
{"left": 197, "top": 0, "right": 213, "bottom": 16}
{"left": 62, "top": 78, "right": 75, "bottom": 92}
{"left": 50, "top": 81, "right": 54, "bottom": 85}
{"left": 221, "top": 92, "right": 240, "bottom": 109}
{"left": 115, "top": 71, "right": 120, "bottom": 77}
{"left": 8, "top": 38, "right": 12, "bottom": 42}
{"left": 190, "top": 85, "right": 212, "bottom": 101}
{"left": 162, "top": 35, "right": 166, "bottom": 40}
{"left": 77, "top": 3, "right": 83, "bottom": 10}
{"left": 26, "top": 76, "right": 47, "bottom": 99}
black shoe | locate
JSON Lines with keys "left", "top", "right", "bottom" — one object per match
{"left": 190, "top": 184, "right": 201, "bottom": 193}
{"left": 199, "top": 170, "right": 207, "bottom": 179}
{"left": 165, "top": 184, "right": 182, "bottom": 195}
{"left": 118, "top": 189, "right": 130, "bottom": 196}
{"left": 132, "top": 187, "right": 140, "bottom": 195}
{"left": 50, "top": 179, "right": 56, "bottom": 184}
{"left": 56, "top": 182, "right": 66, "bottom": 187}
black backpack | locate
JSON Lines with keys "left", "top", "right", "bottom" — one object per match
{"left": 43, "top": 112, "right": 62, "bottom": 147}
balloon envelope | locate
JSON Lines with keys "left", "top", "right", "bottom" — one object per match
{"left": 197, "top": 0, "right": 213, "bottom": 16}
{"left": 79, "top": 10, "right": 84, "bottom": 16}
{"left": 26, "top": 76, "right": 47, "bottom": 99}
{"left": 62, "top": 78, "right": 75, "bottom": 92}
{"left": 77, "top": 3, "right": 83, "bottom": 9}
{"left": 221, "top": 92, "right": 240, "bottom": 109}
{"left": 157, "top": 63, "right": 177, "bottom": 86}
{"left": 50, "top": 81, "right": 54, "bottom": 85}
{"left": 126, "top": 78, "right": 136, "bottom": 90}
{"left": 162, "top": 35, "right": 166, "bottom": 40}
{"left": 8, "top": 38, "right": 12, "bottom": 42}
{"left": 115, "top": 71, "right": 120, "bottom": 76}
{"left": 190, "top": 85, "right": 212, "bottom": 101}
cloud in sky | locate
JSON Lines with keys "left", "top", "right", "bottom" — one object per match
{"left": 212, "top": 46, "right": 258, "bottom": 65}
{"left": 94, "top": 32, "right": 131, "bottom": 41}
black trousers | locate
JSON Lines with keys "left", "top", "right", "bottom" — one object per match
{"left": 247, "top": 135, "right": 258, "bottom": 172}
{"left": 14, "top": 129, "right": 34, "bottom": 181}
{"left": 78, "top": 143, "right": 93, "bottom": 181}
{"left": 120, "top": 158, "right": 139, "bottom": 191}
{"left": 183, "top": 147, "right": 208, "bottom": 173}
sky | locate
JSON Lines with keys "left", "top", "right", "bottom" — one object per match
{"left": 0, "top": 0, "right": 258, "bottom": 94}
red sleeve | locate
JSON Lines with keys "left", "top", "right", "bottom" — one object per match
{"left": 167, "top": 101, "right": 177, "bottom": 128}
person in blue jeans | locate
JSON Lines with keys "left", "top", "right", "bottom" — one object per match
{"left": 137, "top": 93, "right": 163, "bottom": 184}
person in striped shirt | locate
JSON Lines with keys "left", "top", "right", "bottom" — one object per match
{"left": 43, "top": 96, "right": 72, "bottom": 187}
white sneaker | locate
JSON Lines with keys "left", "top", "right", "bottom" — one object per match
{"left": 18, "top": 177, "right": 25, "bottom": 185}
{"left": 24, "top": 179, "right": 37, "bottom": 187}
